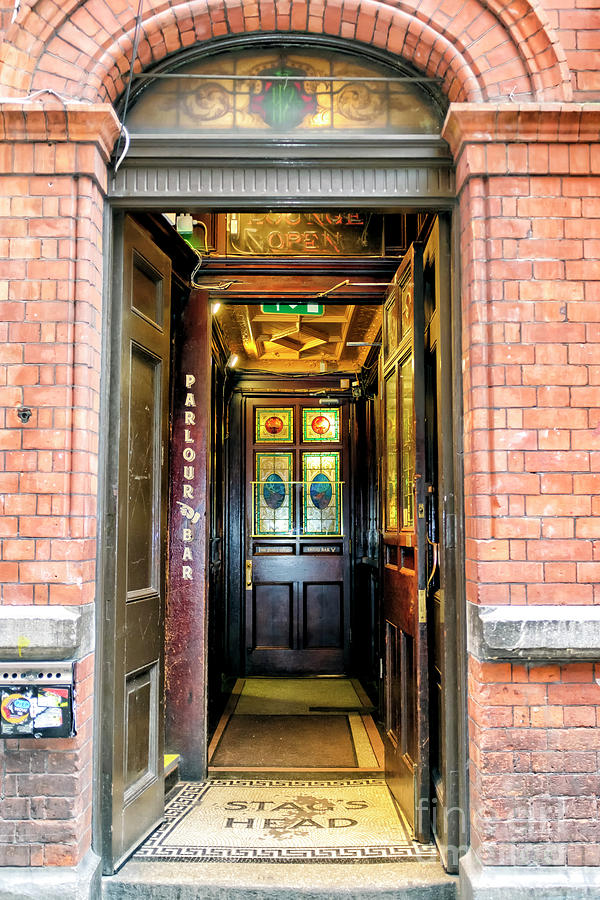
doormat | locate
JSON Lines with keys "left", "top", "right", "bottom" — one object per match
{"left": 234, "top": 678, "right": 368, "bottom": 716}
{"left": 134, "top": 779, "right": 439, "bottom": 863}
{"left": 210, "top": 715, "right": 357, "bottom": 768}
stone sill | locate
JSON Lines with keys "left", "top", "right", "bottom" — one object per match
{"left": 468, "top": 602, "right": 600, "bottom": 662}
{"left": 0, "top": 603, "right": 94, "bottom": 661}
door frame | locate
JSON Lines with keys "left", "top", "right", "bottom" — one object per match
{"left": 95, "top": 200, "right": 467, "bottom": 870}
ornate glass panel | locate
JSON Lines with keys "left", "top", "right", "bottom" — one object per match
{"left": 254, "top": 453, "right": 293, "bottom": 535}
{"left": 384, "top": 287, "right": 399, "bottom": 362}
{"left": 399, "top": 266, "right": 413, "bottom": 339}
{"left": 127, "top": 48, "right": 443, "bottom": 136}
{"left": 302, "top": 452, "right": 342, "bottom": 536}
{"left": 400, "top": 357, "right": 415, "bottom": 529}
{"left": 302, "top": 407, "right": 340, "bottom": 443}
{"left": 384, "top": 370, "right": 398, "bottom": 531}
{"left": 255, "top": 407, "right": 293, "bottom": 443}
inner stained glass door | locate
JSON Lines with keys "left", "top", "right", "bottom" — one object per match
{"left": 245, "top": 398, "right": 350, "bottom": 675}
{"left": 302, "top": 451, "right": 342, "bottom": 536}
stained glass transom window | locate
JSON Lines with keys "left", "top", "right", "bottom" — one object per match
{"left": 302, "top": 452, "right": 342, "bottom": 536}
{"left": 254, "top": 453, "right": 294, "bottom": 535}
{"left": 255, "top": 408, "right": 294, "bottom": 443}
{"left": 127, "top": 48, "right": 443, "bottom": 136}
{"left": 302, "top": 408, "right": 340, "bottom": 443}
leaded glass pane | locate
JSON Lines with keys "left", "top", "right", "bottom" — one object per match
{"left": 400, "top": 357, "right": 415, "bottom": 529}
{"left": 302, "top": 408, "right": 340, "bottom": 443}
{"left": 254, "top": 453, "right": 293, "bottom": 535}
{"left": 127, "top": 48, "right": 442, "bottom": 136}
{"left": 385, "top": 370, "right": 398, "bottom": 531}
{"left": 255, "top": 407, "right": 293, "bottom": 442}
{"left": 302, "top": 452, "right": 342, "bottom": 536}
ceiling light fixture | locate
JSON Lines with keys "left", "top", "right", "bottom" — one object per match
{"left": 226, "top": 353, "right": 239, "bottom": 368}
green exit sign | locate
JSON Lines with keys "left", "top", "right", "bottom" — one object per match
{"left": 261, "top": 303, "right": 323, "bottom": 316}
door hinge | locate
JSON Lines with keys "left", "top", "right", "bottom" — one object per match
{"left": 379, "top": 658, "right": 383, "bottom": 680}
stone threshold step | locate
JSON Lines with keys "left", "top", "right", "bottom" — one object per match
{"left": 102, "top": 858, "right": 457, "bottom": 900}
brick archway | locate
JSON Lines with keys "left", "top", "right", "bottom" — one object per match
{"left": 0, "top": 0, "right": 572, "bottom": 105}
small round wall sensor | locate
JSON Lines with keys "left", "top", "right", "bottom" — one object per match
{"left": 17, "top": 407, "right": 32, "bottom": 423}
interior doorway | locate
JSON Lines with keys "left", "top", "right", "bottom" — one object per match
{"left": 100, "top": 204, "right": 464, "bottom": 877}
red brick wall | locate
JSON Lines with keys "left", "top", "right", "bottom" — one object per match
{"left": 469, "top": 659, "right": 600, "bottom": 867}
{"left": 0, "top": 0, "right": 572, "bottom": 103}
{"left": 541, "top": 1, "right": 600, "bottom": 97}
{"left": 0, "top": 107, "right": 118, "bottom": 867}
{"left": 444, "top": 105, "right": 600, "bottom": 867}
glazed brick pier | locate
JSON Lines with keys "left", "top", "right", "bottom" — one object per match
{"left": 0, "top": 0, "right": 600, "bottom": 884}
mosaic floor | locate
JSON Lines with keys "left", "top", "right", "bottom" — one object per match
{"left": 134, "top": 779, "right": 440, "bottom": 864}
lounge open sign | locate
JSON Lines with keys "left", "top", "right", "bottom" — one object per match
{"left": 227, "top": 212, "right": 383, "bottom": 256}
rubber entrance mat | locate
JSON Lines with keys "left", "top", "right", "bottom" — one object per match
{"left": 134, "top": 779, "right": 439, "bottom": 863}
{"left": 208, "top": 678, "right": 383, "bottom": 772}
{"left": 211, "top": 715, "right": 357, "bottom": 768}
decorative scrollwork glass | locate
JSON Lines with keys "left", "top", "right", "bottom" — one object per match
{"left": 127, "top": 47, "right": 442, "bottom": 136}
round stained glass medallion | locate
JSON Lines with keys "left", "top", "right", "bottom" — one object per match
{"left": 310, "top": 415, "right": 331, "bottom": 436}
{"left": 263, "top": 473, "right": 286, "bottom": 509}
{"left": 310, "top": 473, "right": 333, "bottom": 510}
{"left": 264, "top": 416, "right": 284, "bottom": 435}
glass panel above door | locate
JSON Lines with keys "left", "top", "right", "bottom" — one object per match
{"left": 126, "top": 47, "right": 443, "bottom": 136}
{"left": 255, "top": 407, "right": 294, "bottom": 443}
{"left": 302, "top": 408, "right": 340, "bottom": 443}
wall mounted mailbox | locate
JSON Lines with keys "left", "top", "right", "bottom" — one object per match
{"left": 0, "top": 662, "right": 75, "bottom": 739}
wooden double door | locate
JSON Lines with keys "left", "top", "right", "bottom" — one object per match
{"left": 244, "top": 397, "right": 350, "bottom": 674}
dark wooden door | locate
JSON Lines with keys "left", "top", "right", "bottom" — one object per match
{"left": 245, "top": 398, "right": 350, "bottom": 674}
{"left": 103, "top": 216, "right": 171, "bottom": 871}
{"left": 381, "top": 243, "right": 430, "bottom": 841}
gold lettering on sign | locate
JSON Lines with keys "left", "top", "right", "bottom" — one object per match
{"left": 176, "top": 374, "right": 200, "bottom": 583}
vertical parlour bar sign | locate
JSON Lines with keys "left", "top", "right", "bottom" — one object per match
{"left": 176, "top": 373, "right": 201, "bottom": 583}
{"left": 168, "top": 290, "right": 210, "bottom": 621}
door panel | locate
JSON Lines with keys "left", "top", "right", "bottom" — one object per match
{"left": 245, "top": 398, "right": 350, "bottom": 675}
{"left": 382, "top": 242, "right": 430, "bottom": 842}
{"left": 303, "top": 583, "right": 342, "bottom": 648}
{"left": 252, "top": 583, "right": 294, "bottom": 648}
{"left": 103, "top": 216, "right": 171, "bottom": 872}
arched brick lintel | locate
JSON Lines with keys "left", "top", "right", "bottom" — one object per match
{"left": 0, "top": 0, "right": 572, "bottom": 104}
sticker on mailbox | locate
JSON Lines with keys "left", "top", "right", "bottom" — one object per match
{"left": 0, "top": 686, "right": 74, "bottom": 739}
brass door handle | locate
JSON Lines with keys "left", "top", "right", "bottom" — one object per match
{"left": 245, "top": 559, "right": 252, "bottom": 589}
